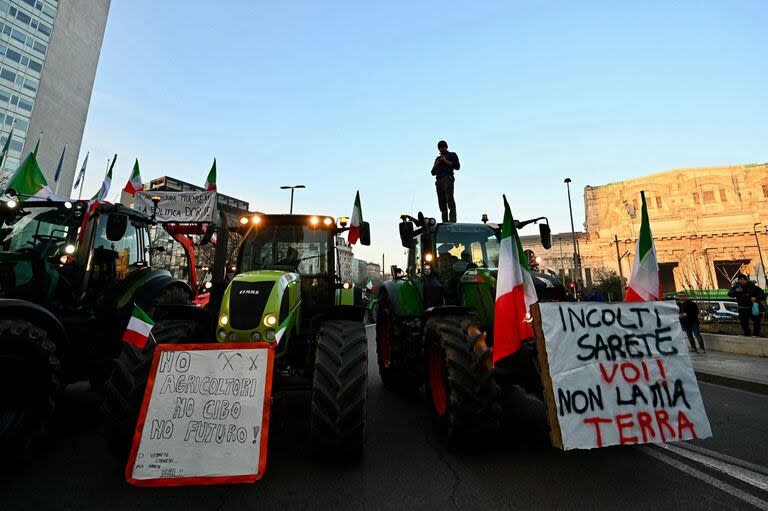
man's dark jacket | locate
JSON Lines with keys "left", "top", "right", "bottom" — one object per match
{"left": 678, "top": 299, "right": 700, "bottom": 326}
{"left": 728, "top": 281, "right": 767, "bottom": 309}
{"left": 432, "top": 152, "right": 460, "bottom": 179}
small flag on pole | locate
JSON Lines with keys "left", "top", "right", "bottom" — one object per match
{"left": 204, "top": 158, "right": 217, "bottom": 191}
{"left": 365, "top": 277, "right": 373, "bottom": 290}
{"left": 4, "top": 152, "right": 53, "bottom": 201}
{"left": 0, "top": 121, "right": 15, "bottom": 170}
{"left": 53, "top": 145, "right": 66, "bottom": 183}
{"left": 348, "top": 191, "right": 363, "bottom": 244}
{"left": 625, "top": 191, "right": 661, "bottom": 302}
{"left": 492, "top": 195, "right": 538, "bottom": 364}
{"left": 73, "top": 152, "right": 88, "bottom": 190}
{"left": 92, "top": 154, "right": 116, "bottom": 201}
{"left": 123, "top": 159, "right": 144, "bottom": 196}
{"left": 122, "top": 304, "right": 155, "bottom": 349}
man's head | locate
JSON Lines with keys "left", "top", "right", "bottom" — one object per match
{"left": 437, "top": 140, "right": 448, "bottom": 154}
{"left": 737, "top": 273, "right": 749, "bottom": 285}
{"left": 679, "top": 293, "right": 687, "bottom": 301}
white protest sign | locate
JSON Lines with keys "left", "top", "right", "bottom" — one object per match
{"left": 540, "top": 301, "right": 712, "bottom": 450}
{"left": 126, "top": 343, "right": 274, "bottom": 486}
{"left": 134, "top": 191, "right": 218, "bottom": 223}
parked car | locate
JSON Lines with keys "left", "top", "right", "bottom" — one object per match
{"left": 698, "top": 300, "right": 739, "bottom": 321}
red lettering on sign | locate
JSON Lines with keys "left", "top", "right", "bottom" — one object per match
{"left": 620, "top": 363, "right": 641, "bottom": 383}
{"left": 615, "top": 413, "right": 638, "bottom": 445}
{"left": 637, "top": 411, "right": 656, "bottom": 443}
{"left": 654, "top": 409, "right": 676, "bottom": 442}
{"left": 599, "top": 363, "right": 619, "bottom": 384}
{"left": 677, "top": 410, "right": 697, "bottom": 440}
{"left": 583, "top": 417, "right": 613, "bottom": 447}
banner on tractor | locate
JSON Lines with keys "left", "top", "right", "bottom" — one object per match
{"left": 126, "top": 343, "right": 274, "bottom": 486}
{"left": 134, "top": 191, "right": 218, "bottom": 223}
{"left": 539, "top": 301, "right": 711, "bottom": 451}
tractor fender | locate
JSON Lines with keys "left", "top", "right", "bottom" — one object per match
{"left": 379, "top": 280, "right": 424, "bottom": 318}
{"left": 0, "top": 298, "right": 69, "bottom": 353}
{"left": 131, "top": 272, "right": 194, "bottom": 312}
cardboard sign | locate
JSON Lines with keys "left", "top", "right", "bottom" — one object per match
{"left": 539, "top": 301, "right": 712, "bottom": 450}
{"left": 134, "top": 191, "right": 218, "bottom": 223}
{"left": 126, "top": 343, "right": 274, "bottom": 486}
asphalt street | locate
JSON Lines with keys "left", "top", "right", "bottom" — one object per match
{"left": 1, "top": 325, "right": 767, "bottom": 510}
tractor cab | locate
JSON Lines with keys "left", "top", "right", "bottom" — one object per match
{"left": 218, "top": 213, "right": 369, "bottom": 357}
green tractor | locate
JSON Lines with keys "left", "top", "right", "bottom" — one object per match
{"left": 0, "top": 198, "right": 199, "bottom": 451}
{"left": 104, "top": 212, "right": 372, "bottom": 458}
{"left": 375, "top": 212, "right": 566, "bottom": 443}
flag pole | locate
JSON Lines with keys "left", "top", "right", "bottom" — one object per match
{"left": 0, "top": 119, "right": 16, "bottom": 190}
{"left": 54, "top": 143, "right": 67, "bottom": 196}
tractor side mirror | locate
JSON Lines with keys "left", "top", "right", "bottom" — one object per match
{"left": 359, "top": 221, "right": 371, "bottom": 246}
{"left": 399, "top": 221, "right": 415, "bottom": 248}
{"left": 105, "top": 213, "right": 128, "bottom": 242}
{"left": 539, "top": 223, "right": 552, "bottom": 249}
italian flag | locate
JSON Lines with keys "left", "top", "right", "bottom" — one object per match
{"left": 92, "top": 154, "right": 116, "bottom": 201}
{"left": 348, "top": 190, "right": 362, "bottom": 244}
{"left": 365, "top": 277, "right": 374, "bottom": 290}
{"left": 4, "top": 152, "right": 53, "bottom": 201}
{"left": 204, "top": 159, "right": 217, "bottom": 191}
{"left": 626, "top": 191, "right": 660, "bottom": 302}
{"left": 493, "top": 195, "right": 538, "bottom": 364}
{"left": 123, "top": 159, "right": 143, "bottom": 196}
{"left": 122, "top": 304, "right": 155, "bottom": 349}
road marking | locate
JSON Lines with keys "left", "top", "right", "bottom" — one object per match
{"left": 671, "top": 442, "right": 768, "bottom": 478}
{"left": 658, "top": 443, "right": 768, "bottom": 492}
{"left": 640, "top": 446, "right": 768, "bottom": 510}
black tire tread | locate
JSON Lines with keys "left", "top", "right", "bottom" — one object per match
{"left": 310, "top": 320, "right": 367, "bottom": 458}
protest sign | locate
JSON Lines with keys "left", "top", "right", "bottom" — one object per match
{"left": 134, "top": 191, "right": 218, "bottom": 223}
{"left": 539, "top": 301, "right": 712, "bottom": 451}
{"left": 126, "top": 343, "right": 274, "bottom": 486}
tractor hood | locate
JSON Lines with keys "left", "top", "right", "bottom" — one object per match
{"left": 218, "top": 270, "right": 299, "bottom": 342}
{"left": 460, "top": 267, "right": 567, "bottom": 301}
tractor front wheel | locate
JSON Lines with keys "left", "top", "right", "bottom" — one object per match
{"left": 310, "top": 320, "right": 367, "bottom": 459}
{"left": 0, "top": 320, "right": 60, "bottom": 453}
{"left": 101, "top": 319, "right": 202, "bottom": 459}
{"left": 424, "top": 315, "right": 499, "bottom": 445}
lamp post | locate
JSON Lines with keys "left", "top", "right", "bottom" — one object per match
{"left": 280, "top": 184, "right": 305, "bottom": 214}
{"left": 564, "top": 178, "right": 582, "bottom": 299}
{"left": 754, "top": 223, "right": 767, "bottom": 288}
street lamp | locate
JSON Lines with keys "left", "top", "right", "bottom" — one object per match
{"left": 280, "top": 185, "right": 305, "bottom": 214}
{"left": 754, "top": 223, "right": 767, "bottom": 288}
{"left": 564, "top": 178, "right": 582, "bottom": 299}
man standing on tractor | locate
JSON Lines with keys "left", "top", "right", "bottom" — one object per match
{"left": 430, "top": 140, "right": 460, "bottom": 223}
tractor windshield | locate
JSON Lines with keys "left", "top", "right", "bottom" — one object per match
{"left": 434, "top": 224, "right": 500, "bottom": 270}
{"left": 0, "top": 206, "right": 77, "bottom": 255}
{"left": 240, "top": 225, "right": 330, "bottom": 276}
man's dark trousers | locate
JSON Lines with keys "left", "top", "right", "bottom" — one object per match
{"left": 436, "top": 176, "right": 456, "bottom": 223}
{"left": 738, "top": 308, "right": 761, "bottom": 336}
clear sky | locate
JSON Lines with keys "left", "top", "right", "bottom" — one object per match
{"left": 78, "top": 0, "right": 768, "bottom": 267}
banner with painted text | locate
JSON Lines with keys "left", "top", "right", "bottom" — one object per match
{"left": 134, "top": 191, "right": 218, "bottom": 223}
{"left": 541, "top": 301, "right": 712, "bottom": 450}
{"left": 126, "top": 343, "right": 274, "bottom": 486}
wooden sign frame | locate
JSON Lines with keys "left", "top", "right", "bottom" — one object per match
{"left": 126, "top": 342, "right": 275, "bottom": 487}
{"left": 531, "top": 303, "right": 564, "bottom": 449}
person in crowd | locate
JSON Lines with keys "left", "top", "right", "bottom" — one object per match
{"left": 728, "top": 273, "right": 767, "bottom": 336}
{"left": 430, "top": 140, "right": 460, "bottom": 223}
{"left": 678, "top": 292, "right": 705, "bottom": 353}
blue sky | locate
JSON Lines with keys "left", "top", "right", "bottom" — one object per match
{"left": 79, "top": 0, "right": 768, "bottom": 266}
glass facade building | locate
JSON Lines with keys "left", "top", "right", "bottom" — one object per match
{"left": 0, "top": 0, "right": 57, "bottom": 175}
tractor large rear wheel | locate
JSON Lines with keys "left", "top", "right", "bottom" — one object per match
{"left": 425, "top": 314, "right": 499, "bottom": 445}
{"left": 310, "top": 320, "right": 367, "bottom": 459}
{"left": 101, "top": 319, "right": 201, "bottom": 459}
{"left": 0, "top": 320, "right": 60, "bottom": 453}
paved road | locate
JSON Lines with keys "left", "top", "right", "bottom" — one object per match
{"left": 2, "top": 325, "right": 767, "bottom": 510}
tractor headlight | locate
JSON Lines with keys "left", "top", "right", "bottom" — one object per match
{"left": 64, "top": 201, "right": 73, "bottom": 209}
{"left": 343, "top": 282, "right": 351, "bottom": 290}
{"left": 310, "top": 216, "right": 319, "bottom": 226}
{"left": 5, "top": 199, "right": 17, "bottom": 209}
{"left": 323, "top": 217, "right": 333, "bottom": 226}
{"left": 424, "top": 253, "right": 433, "bottom": 263}
{"left": 263, "top": 314, "right": 278, "bottom": 327}
{"left": 251, "top": 331, "right": 261, "bottom": 341}
{"left": 265, "top": 329, "right": 276, "bottom": 341}
{"left": 251, "top": 215, "right": 261, "bottom": 224}
{"left": 64, "top": 244, "right": 76, "bottom": 255}
{"left": 204, "top": 281, "right": 213, "bottom": 290}
{"left": 219, "top": 314, "right": 229, "bottom": 326}
{"left": 239, "top": 216, "right": 249, "bottom": 225}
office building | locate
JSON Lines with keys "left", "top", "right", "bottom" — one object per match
{"left": 0, "top": 0, "right": 110, "bottom": 193}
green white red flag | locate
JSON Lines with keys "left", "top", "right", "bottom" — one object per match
{"left": 626, "top": 191, "right": 660, "bottom": 302}
{"left": 348, "top": 190, "right": 362, "bottom": 244}
{"left": 204, "top": 159, "right": 217, "bottom": 191}
{"left": 3, "top": 151, "right": 53, "bottom": 201}
{"left": 122, "top": 304, "right": 155, "bottom": 349}
{"left": 123, "top": 159, "right": 143, "bottom": 196}
{"left": 493, "top": 195, "right": 538, "bottom": 364}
